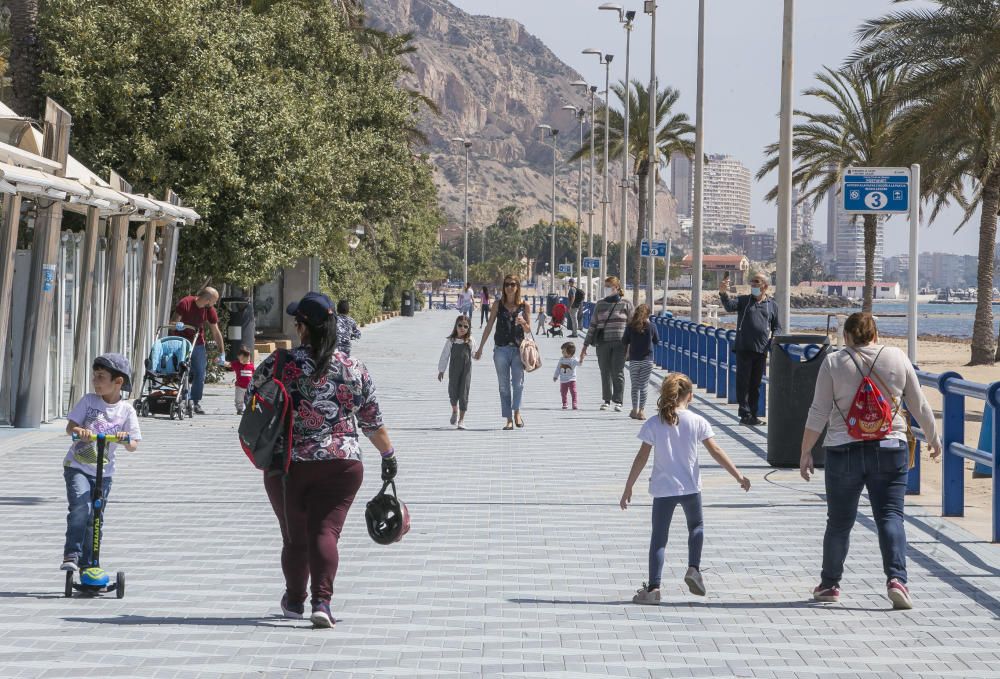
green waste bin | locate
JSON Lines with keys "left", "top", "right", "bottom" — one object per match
{"left": 767, "top": 335, "right": 830, "bottom": 468}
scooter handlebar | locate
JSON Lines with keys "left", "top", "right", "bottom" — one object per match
{"left": 71, "top": 433, "right": 130, "bottom": 444}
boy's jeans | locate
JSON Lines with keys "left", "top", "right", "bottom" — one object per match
{"left": 821, "top": 440, "right": 909, "bottom": 587}
{"left": 64, "top": 467, "right": 112, "bottom": 565}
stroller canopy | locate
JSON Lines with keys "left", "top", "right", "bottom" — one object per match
{"left": 147, "top": 336, "right": 193, "bottom": 377}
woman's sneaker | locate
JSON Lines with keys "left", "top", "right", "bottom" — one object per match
{"left": 632, "top": 582, "right": 660, "bottom": 605}
{"left": 887, "top": 579, "right": 913, "bottom": 610}
{"left": 310, "top": 600, "right": 334, "bottom": 628}
{"left": 812, "top": 584, "right": 841, "bottom": 603}
{"left": 684, "top": 567, "right": 706, "bottom": 596}
{"left": 600, "top": 402, "right": 610, "bottom": 411}
{"left": 280, "top": 592, "right": 305, "bottom": 619}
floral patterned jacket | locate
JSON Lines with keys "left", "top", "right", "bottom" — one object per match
{"left": 247, "top": 345, "right": 383, "bottom": 462}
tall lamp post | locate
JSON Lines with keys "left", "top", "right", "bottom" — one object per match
{"left": 450, "top": 137, "right": 473, "bottom": 284}
{"left": 562, "top": 104, "right": 586, "bottom": 284}
{"left": 692, "top": 0, "right": 706, "bottom": 321}
{"left": 643, "top": 0, "right": 659, "bottom": 312}
{"left": 775, "top": 0, "right": 795, "bottom": 332}
{"left": 583, "top": 48, "right": 613, "bottom": 284}
{"left": 537, "top": 124, "right": 559, "bottom": 295}
{"left": 600, "top": 4, "right": 635, "bottom": 296}
{"left": 572, "top": 81, "right": 599, "bottom": 299}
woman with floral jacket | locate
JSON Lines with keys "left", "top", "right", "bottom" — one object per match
{"left": 247, "top": 292, "right": 398, "bottom": 629}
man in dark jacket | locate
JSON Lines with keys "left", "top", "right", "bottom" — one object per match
{"left": 566, "top": 278, "right": 581, "bottom": 337}
{"left": 719, "top": 272, "right": 781, "bottom": 426}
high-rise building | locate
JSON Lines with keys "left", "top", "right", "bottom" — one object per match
{"left": 825, "top": 181, "right": 837, "bottom": 255}
{"left": 918, "top": 252, "right": 978, "bottom": 289}
{"left": 792, "top": 188, "right": 814, "bottom": 243}
{"left": 833, "top": 197, "right": 884, "bottom": 282}
{"left": 670, "top": 151, "right": 693, "bottom": 219}
{"left": 702, "top": 154, "right": 751, "bottom": 234}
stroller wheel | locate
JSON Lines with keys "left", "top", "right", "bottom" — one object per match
{"left": 177, "top": 403, "right": 185, "bottom": 420}
{"left": 169, "top": 404, "right": 177, "bottom": 420}
{"left": 186, "top": 401, "right": 193, "bottom": 418}
{"left": 133, "top": 399, "right": 143, "bottom": 417}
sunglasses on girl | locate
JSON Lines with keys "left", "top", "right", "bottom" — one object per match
{"left": 457, "top": 324, "right": 469, "bottom": 328}
{"left": 504, "top": 281, "right": 517, "bottom": 287}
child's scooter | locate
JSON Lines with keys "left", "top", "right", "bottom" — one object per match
{"left": 64, "top": 433, "right": 126, "bottom": 599}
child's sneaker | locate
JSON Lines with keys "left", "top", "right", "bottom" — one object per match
{"left": 562, "top": 405, "right": 568, "bottom": 410}
{"left": 60, "top": 557, "right": 78, "bottom": 572}
{"left": 613, "top": 403, "right": 623, "bottom": 412}
{"left": 600, "top": 402, "right": 610, "bottom": 411}
{"left": 280, "top": 592, "right": 305, "bottom": 619}
{"left": 684, "top": 567, "right": 706, "bottom": 596}
{"left": 632, "top": 582, "right": 660, "bottom": 605}
{"left": 887, "top": 578, "right": 912, "bottom": 610}
{"left": 812, "top": 584, "right": 841, "bottom": 603}
{"left": 310, "top": 599, "right": 334, "bottom": 628}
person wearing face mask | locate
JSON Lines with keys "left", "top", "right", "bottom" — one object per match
{"left": 581, "top": 276, "right": 633, "bottom": 411}
{"left": 719, "top": 272, "right": 781, "bottom": 426}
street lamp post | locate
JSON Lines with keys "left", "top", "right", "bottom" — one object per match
{"left": 583, "top": 48, "right": 614, "bottom": 284}
{"left": 776, "top": 0, "right": 795, "bottom": 332}
{"left": 562, "top": 104, "right": 586, "bottom": 284}
{"left": 644, "top": 0, "right": 658, "bottom": 311}
{"left": 537, "top": 124, "right": 559, "bottom": 295}
{"left": 600, "top": 4, "right": 636, "bottom": 298}
{"left": 450, "top": 137, "right": 473, "bottom": 284}
{"left": 573, "top": 81, "right": 599, "bottom": 300}
{"left": 692, "top": 0, "right": 706, "bottom": 321}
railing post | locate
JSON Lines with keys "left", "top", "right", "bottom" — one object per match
{"left": 758, "top": 358, "right": 768, "bottom": 418}
{"left": 989, "top": 383, "right": 1000, "bottom": 542}
{"left": 716, "top": 329, "right": 728, "bottom": 400}
{"left": 684, "top": 322, "right": 694, "bottom": 379}
{"left": 939, "top": 372, "right": 965, "bottom": 517}
{"left": 666, "top": 320, "right": 675, "bottom": 371}
{"left": 727, "top": 330, "right": 738, "bottom": 405}
{"left": 906, "top": 410, "right": 921, "bottom": 495}
{"left": 706, "top": 326, "right": 717, "bottom": 395}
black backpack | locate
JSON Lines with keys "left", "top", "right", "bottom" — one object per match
{"left": 238, "top": 350, "right": 293, "bottom": 472}
{"left": 573, "top": 287, "right": 585, "bottom": 307}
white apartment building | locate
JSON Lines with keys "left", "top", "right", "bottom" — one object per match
{"left": 791, "top": 187, "right": 814, "bottom": 243}
{"left": 829, "top": 193, "right": 884, "bottom": 282}
{"left": 670, "top": 151, "right": 693, "bottom": 219}
{"left": 702, "top": 154, "right": 751, "bottom": 234}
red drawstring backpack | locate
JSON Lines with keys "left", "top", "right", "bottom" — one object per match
{"left": 836, "top": 347, "right": 900, "bottom": 441}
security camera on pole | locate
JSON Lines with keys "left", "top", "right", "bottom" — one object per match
{"left": 583, "top": 48, "right": 614, "bottom": 284}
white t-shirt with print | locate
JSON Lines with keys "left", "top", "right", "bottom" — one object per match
{"left": 637, "top": 409, "right": 714, "bottom": 498}
{"left": 64, "top": 393, "right": 142, "bottom": 477}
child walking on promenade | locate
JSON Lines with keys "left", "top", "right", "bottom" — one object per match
{"left": 438, "top": 315, "right": 477, "bottom": 429}
{"left": 622, "top": 304, "right": 659, "bottom": 420}
{"left": 620, "top": 373, "right": 750, "bottom": 603}
{"left": 61, "top": 353, "right": 142, "bottom": 571}
{"left": 553, "top": 341, "right": 579, "bottom": 409}
{"left": 229, "top": 346, "right": 254, "bottom": 415}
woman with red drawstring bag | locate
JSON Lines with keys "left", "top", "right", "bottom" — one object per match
{"left": 799, "top": 313, "right": 941, "bottom": 611}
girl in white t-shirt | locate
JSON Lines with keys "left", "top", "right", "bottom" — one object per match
{"left": 620, "top": 373, "right": 751, "bottom": 604}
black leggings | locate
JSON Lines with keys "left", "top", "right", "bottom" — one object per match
{"left": 480, "top": 306, "right": 489, "bottom": 326}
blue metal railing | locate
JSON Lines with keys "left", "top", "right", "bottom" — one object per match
{"left": 651, "top": 314, "right": 1000, "bottom": 543}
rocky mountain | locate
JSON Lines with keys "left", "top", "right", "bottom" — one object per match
{"left": 363, "top": 0, "right": 679, "bottom": 243}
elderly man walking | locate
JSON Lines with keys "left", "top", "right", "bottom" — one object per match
{"left": 719, "top": 272, "right": 781, "bottom": 426}
{"left": 171, "top": 287, "right": 226, "bottom": 415}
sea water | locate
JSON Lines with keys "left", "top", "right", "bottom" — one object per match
{"left": 779, "top": 302, "right": 1000, "bottom": 339}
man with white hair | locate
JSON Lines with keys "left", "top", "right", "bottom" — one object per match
{"left": 171, "top": 287, "right": 226, "bottom": 415}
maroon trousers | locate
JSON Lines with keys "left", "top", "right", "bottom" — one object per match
{"left": 264, "top": 459, "right": 364, "bottom": 604}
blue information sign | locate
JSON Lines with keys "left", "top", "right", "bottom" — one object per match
{"left": 582, "top": 257, "right": 601, "bottom": 270}
{"left": 557, "top": 263, "right": 573, "bottom": 274}
{"left": 843, "top": 167, "right": 910, "bottom": 214}
{"left": 640, "top": 240, "right": 667, "bottom": 257}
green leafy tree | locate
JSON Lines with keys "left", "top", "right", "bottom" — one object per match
{"left": 757, "top": 64, "right": 905, "bottom": 312}
{"left": 853, "top": 0, "right": 1000, "bottom": 365}
{"left": 790, "top": 242, "right": 826, "bottom": 285}
{"left": 570, "top": 80, "right": 694, "bottom": 304}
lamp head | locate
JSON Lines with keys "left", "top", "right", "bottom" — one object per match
{"left": 449, "top": 137, "right": 465, "bottom": 143}
{"left": 582, "top": 48, "right": 603, "bottom": 59}
{"left": 570, "top": 79, "right": 589, "bottom": 89}
{"left": 598, "top": 3, "right": 624, "bottom": 21}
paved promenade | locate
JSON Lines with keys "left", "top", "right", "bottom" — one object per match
{"left": 2, "top": 310, "right": 999, "bottom": 678}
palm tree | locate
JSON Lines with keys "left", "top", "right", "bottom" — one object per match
{"left": 570, "top": 79, "right": 694, "bottom": 304}
{"left": 853, "top": 0, "right": 1000, "bottom": 365}
{"left": 757, "top": 64, "right": 906, "bottom": 312}
{"left": 8, "top": 0, "right": 40, "bottom": 118}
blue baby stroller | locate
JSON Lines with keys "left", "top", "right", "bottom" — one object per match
{"left": 134, "top": 327, "right": 194, "bottom": 420}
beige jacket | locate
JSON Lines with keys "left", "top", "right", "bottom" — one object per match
{"left": 805, "top": 344, "right": 941, "bottom": 450}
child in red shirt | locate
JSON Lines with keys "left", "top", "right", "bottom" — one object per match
{"left": 230, "top": 346, "right": 255, "bottom": 415}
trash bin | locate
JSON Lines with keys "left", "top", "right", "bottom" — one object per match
{"left": 766, "top": 334, "right": 831, "bottom": 468}
{"left": 401, "top": 289, "right": 415, "bottom": 317}
{"left": 546, "top": 293, "right": 560, "bottom": 316}
{"left": 219, "top": 296, "right": 255, "bottom": 361}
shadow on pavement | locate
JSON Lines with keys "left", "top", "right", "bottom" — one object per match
{"left": 63, "top": 615, "right": 306, "bottom": 628}
{"left": 0, "top": 591, "right": 67, "bottom": 599}
{"left": 506, "top": 597, "right": 883, "bottom": 611}
{"left": 0, "top": 496, "right": 46, "bottom": 505}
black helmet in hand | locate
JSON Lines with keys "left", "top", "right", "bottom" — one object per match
{"left": 365, "top": 481, "right": 411, "bottom": 545}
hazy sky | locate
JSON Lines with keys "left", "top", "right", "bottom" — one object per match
{"left": 447, "top": 0, "right": 982, "bottom": 257}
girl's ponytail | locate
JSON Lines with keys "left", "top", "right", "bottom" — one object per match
{"left": 657, "top": 373, "right": 693, "bottom": 425}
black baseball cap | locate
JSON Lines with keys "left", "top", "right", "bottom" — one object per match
{"left": 93, "top": 353, "right": 132, "bottom": 391}
{"left": 286, "top": 292, "right": 335, "bottom": 327}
